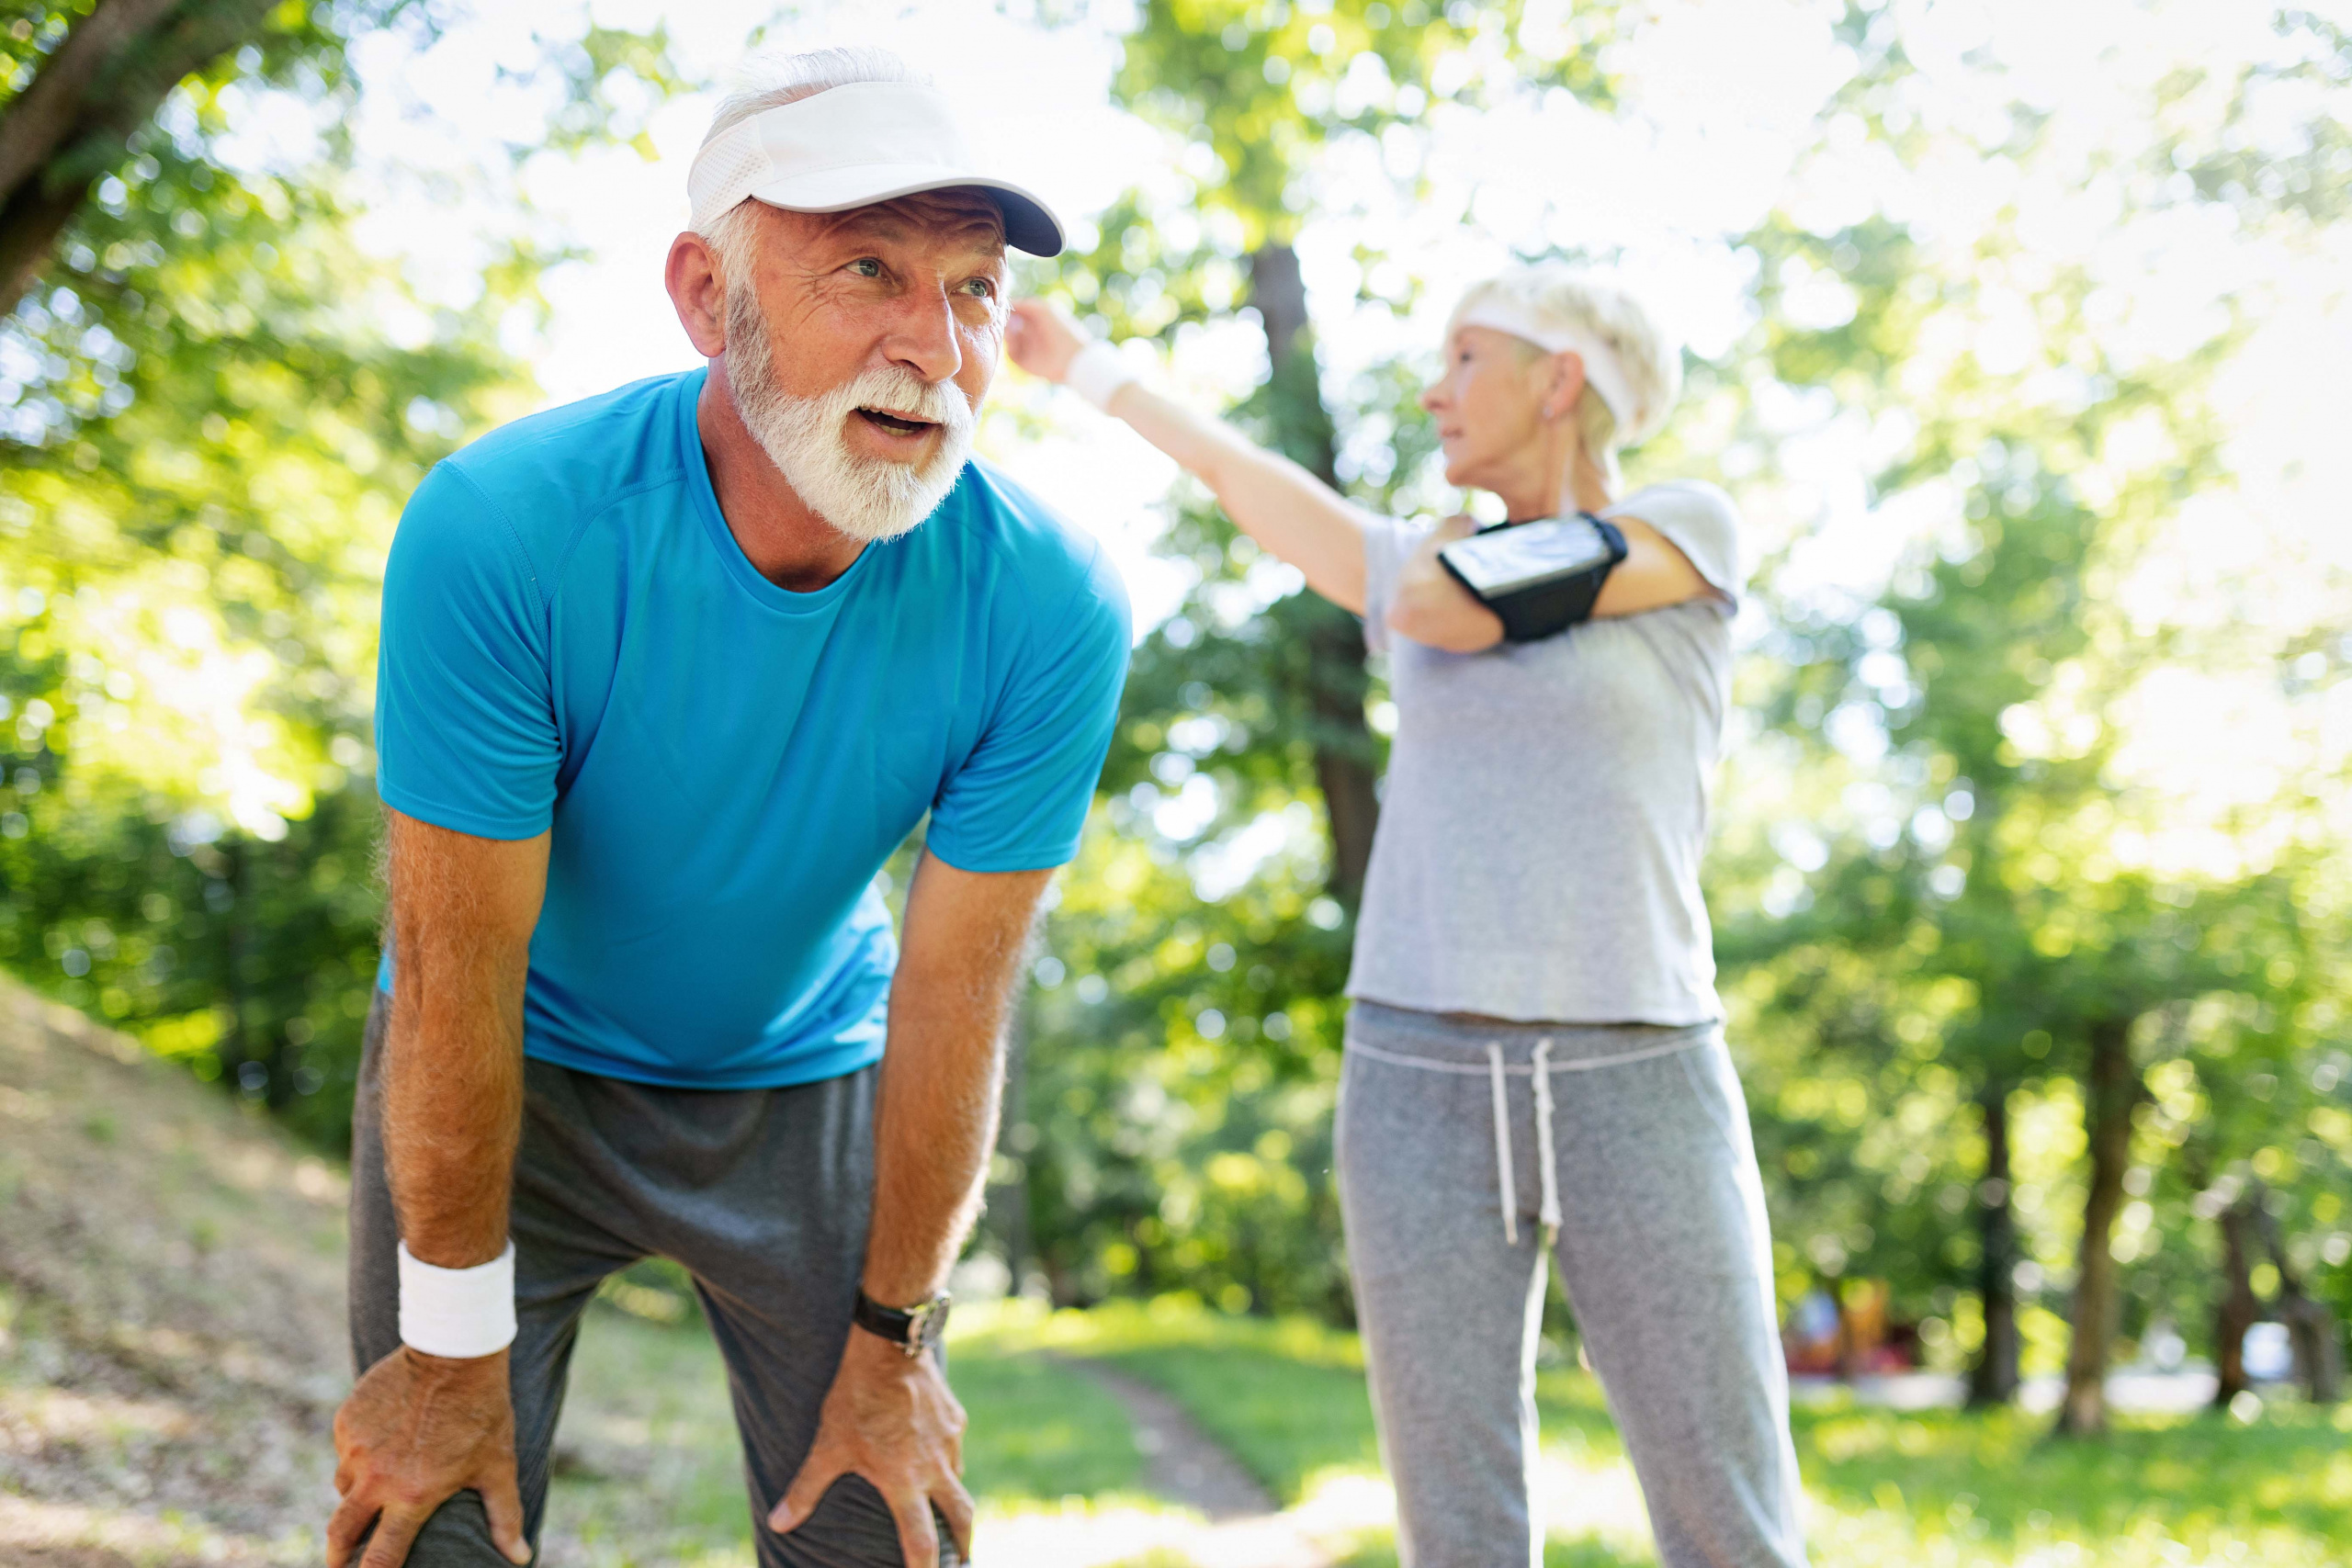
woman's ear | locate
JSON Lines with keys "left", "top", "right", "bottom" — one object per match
{"left": 1543, "top": 351, "right": 1589, "bottom": 422}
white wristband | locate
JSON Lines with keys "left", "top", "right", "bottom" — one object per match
{"left": 397, "top": 1241, "right": 517, "bottom": 1359}
{"left": 1064, "top": 338, "right": 1137, "bottom": 412}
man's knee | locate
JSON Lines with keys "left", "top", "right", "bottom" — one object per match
{"left": 762, "top": 1474, "right": 962, "bottom": 1568}
{"left": 355, "top": 1489, "right": 537, "bottom": 1568}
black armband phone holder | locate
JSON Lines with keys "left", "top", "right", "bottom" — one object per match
{"left": 1437, "top": 513, "right": 1628, "bottom": 643}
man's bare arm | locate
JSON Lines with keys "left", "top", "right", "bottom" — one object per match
{"left": 772, "top": 850, "right": 1049, "bottom": 1568}
{"left": 328, "top": 810, "right": 548, "bottom": 1568}
{"left": 864, "top": 852, "right": 1047, "bottom": 1300}
{"left": 381, "top": 811, "right": 549, "bottom": 1265}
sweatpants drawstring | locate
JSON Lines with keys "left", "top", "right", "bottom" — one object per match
{"left": 1532, "top": 1038, "right": 1562, "bottom": 1247}
{"left": 1486, "top": 1043, "right": 1518, "bottom": 1247}
{"left": 1487, "top": 1038, "right": 1566, "bottom": 1248}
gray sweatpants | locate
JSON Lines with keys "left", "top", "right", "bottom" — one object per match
{"left": 348, "top": 995, "right": 957, "bottom": 1567}
{"left": 1335, "top": 1001, "right": 1807, "bottom": 1568}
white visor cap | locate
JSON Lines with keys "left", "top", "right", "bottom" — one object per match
{"left": 688, "top": 81, "right": 1064, "bottom": 256}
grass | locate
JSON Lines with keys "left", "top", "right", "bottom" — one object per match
{"left": 543, "top": 1306, "right": 785, "bottom": 1566}
{"left": 956, "top": 1297, "right": 2352, "bottom": 1568}
{"left": 956, "top": 1299, "right": 1626, "bottom": 1506}
{"left": 539, "top": 1301, "right": 1151, "bottom": 1566}
{"left": 946, "top": 1337, "right": 1147, "bottom": 1505}
{"left": 952, "top": 1296, "right": 1383, "bottom": 1506}
{"left": 1788, "top": 1394, "right": 2352, "bottom": 1568}
{"left": 534, "top": 1296, "right": 2352, "bottom": 1568}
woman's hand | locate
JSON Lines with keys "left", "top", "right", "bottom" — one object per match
{"left": 1008, "top": 293, "right": 1373, "bottom": 613}
{"left": 1006, "top": 299, "right": 1089, "bottom": 383}
{"left": 1388, "top": 514, "right": 1504, "bottom": 653}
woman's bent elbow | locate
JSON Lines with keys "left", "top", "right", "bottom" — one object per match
{"left": 1387, "top": 602, "right": 1501, "bottom": 654}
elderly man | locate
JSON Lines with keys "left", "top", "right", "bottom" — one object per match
{"left": 326, "top": 47, "right": 1128, "bottom": 1568}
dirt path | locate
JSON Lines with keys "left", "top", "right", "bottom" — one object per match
{"left": 965, "top": 1357, "right": 1349, "bottom": 1568}
{"left": 1062, "top": 1358, "right": 1276, "bottom": 1520}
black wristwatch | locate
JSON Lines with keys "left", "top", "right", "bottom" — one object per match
{"left": 853, "top": 1288, "right": 952, "bottom": 1359}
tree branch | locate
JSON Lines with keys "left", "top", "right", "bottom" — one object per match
{"left": 0, "top": 0, "right": 277, "bottom": 318}
{"left": 0, "top": 0, "right": 184, "bottom": 200}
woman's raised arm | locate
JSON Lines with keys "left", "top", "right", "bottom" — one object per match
{"left": 1008, "top": 299, "right": 1374, "bottom": 615}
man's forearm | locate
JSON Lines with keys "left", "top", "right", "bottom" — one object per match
{"left": 861, "top": 855, "right": 1046, "bottom": 1304}
{"left": 860, "top": 987, "right": 1010, "bottom": 1303}
{"left": 382, "top": 969, "right": 526, "bottom": 1268}
{"left": 379, "top": 814, "right": 548, "bottom": 1270}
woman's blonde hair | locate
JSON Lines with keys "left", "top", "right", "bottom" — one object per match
{"left": 1447, "top": 265, "right": 1682, "bottom": 492}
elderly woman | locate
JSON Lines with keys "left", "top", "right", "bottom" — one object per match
{"left": 1010, "top": 268, "right": 1808, "bottom": 1568}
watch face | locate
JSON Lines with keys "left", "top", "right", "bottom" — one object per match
{"left": 912, "top": 1294, "right": 952, "bottom": 1350}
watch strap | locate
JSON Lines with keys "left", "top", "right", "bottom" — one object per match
{"left": 853, "top": 1288, "right": 949, "bottom": 1357}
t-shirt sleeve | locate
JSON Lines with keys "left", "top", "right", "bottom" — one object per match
{"left": 1604, "top": 480, "right": 1745, "bottom": 615}
{"left": 924, "top": 544, "right": 1133, "bottom": 874}
{"left": 374, "top": 462, "right": 562, "bottom": 840}
{"left": 1359, "top": 513, "right": 1436, "bottom": 656}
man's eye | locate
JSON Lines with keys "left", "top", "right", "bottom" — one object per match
{"left": 961, "top": 277, "right": 997, "bottom": 299}
{"left": 848, "top": 258, "right": 883, "bottom": 278}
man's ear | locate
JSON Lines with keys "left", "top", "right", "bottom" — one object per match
{"left": 665, "top": 231, "right": 729, "bottom": 359}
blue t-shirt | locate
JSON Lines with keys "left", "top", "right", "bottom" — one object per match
{"left": 373, "top": 368, "right": 1130, "bottom": 1089}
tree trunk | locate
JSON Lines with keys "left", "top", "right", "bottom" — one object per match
{"left": 2057, "top": 1017, "right": 2139, "bottom": 1436}
{"left": 1831, "top": 1278, "right": 1860, "bottom": 1382}
{"left": 220, "top": 836, "right": 253, "bottom": 1087}
{"left": 1248, "top": 242, "right": 1379, "bottom": 902}
{"left": 0, "top": 173, "right": 91, "bottom": 318}
{"left": 1967, "top": 1081, "right": 2021, "bottom": 1407}
{"left": 0, "top": 0, "right": 275, "bottom": 317}
{"left": 2211, "top": 1190, "right": 2262, "bottom": 1407}
{"left": 2255, "top": 1184, "right": 2344, "bottom": 1404}
{"left": 2278, "top": 1290, "right": 2345, "bottom": 1405}
{"left": 0, "top": 0, "right": 184, "bottom": 198}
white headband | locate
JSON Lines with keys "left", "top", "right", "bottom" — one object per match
{"left": 688, "top": 81, "right": 1064, "bottom": 256}
{"left": 1453, "top": 299, "right": 1645, "bottom": 438}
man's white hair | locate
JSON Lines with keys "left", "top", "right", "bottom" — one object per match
{"left": 1448, "top": 265, "right": 1682, "bottom": 493}
{"left": 695, "top": 46, "right": 933, "bottom": 279}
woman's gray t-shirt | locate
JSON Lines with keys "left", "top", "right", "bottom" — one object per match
{"left": 1347, "top": 479, "right": 1743, "bottom": 1025}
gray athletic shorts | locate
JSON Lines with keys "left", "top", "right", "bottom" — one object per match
{"left": 347, "top": 993, "right": 958, "bottom": 1567}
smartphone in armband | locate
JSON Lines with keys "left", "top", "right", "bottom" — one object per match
{"left": 1437, "top": 513, "right": 1629, "bottom": 643}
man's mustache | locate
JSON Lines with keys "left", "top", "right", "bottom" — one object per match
{"left": 831, "top": 366, "right": 974, "bottom": 444}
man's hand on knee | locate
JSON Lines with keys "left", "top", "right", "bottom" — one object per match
{"left": 329, "top": 1347, "right": 532, "bottom": 1568}
{"left": 771, "top": 1326, "right": 973, "bottom": 1568}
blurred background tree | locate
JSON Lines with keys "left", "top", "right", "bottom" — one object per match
{"left": 0, "top": 0, "right": 680, "bottom": 1140}
{"left": 991, "top": 0, "right": 1645, "bottom": 1318}
{"left": 989, "top": 0, "right": 2352, "bottom": 1438}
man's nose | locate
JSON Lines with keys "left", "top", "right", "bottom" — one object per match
{"left": 1419, "top": 383, "right": 1444, "bottom": 412}
{"left": 881, "top": 288, "right": 965, "bottom": 386}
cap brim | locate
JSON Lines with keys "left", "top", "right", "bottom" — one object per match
{"left": 744, "top": 165, "right": 1064, "bottom": 257}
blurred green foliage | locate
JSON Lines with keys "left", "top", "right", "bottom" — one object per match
{"left": 0, "top": 2, "right": 678, "bottom": 1135}
{"left": 988, "top": 0, "right": 2352, "bottom": 1426}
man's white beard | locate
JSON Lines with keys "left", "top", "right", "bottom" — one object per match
{"left": 724, "top": 282, "right": 975, "bottom": 544}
